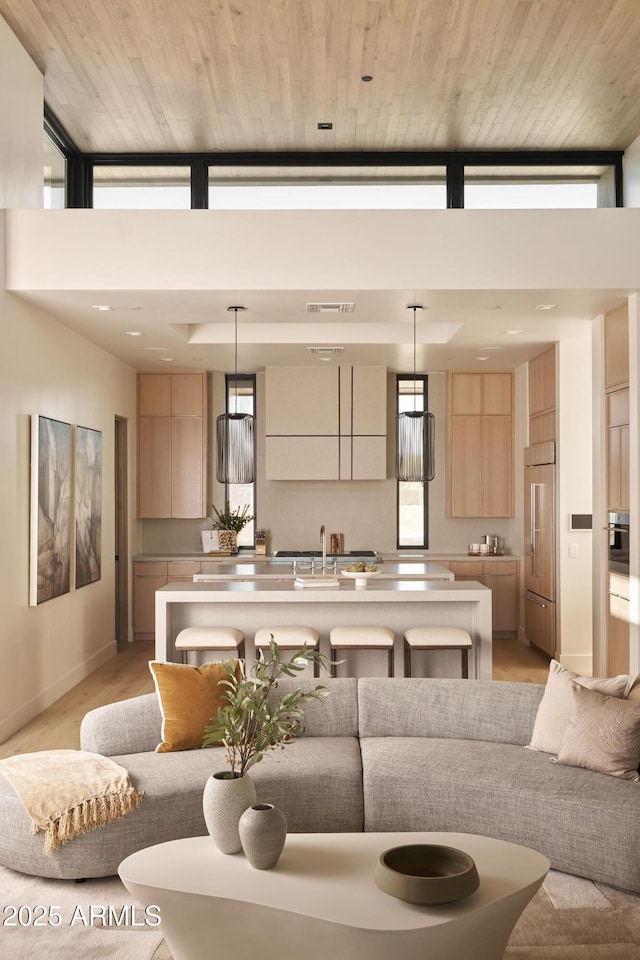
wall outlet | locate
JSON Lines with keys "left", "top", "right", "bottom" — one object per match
{"left": 569, "top": 543, "right": 579, "bottom": 558}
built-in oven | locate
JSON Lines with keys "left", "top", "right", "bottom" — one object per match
{"left": 608, "top": 511, "right": 629, "bottom": 575}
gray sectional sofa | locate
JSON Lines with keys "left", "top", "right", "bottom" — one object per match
{"left": 1, "top": 676, "right": 639, "bottom": 892}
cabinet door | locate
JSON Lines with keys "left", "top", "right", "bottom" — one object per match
{"left": 351, "top": 435, "right": 387, "bottom": 479}
{"left": 449, "top": 560, "right": 484, "bottom": 581}
{"left": 133, "top": 574, "right": 168, "bottom": 636}
{"left": 450, "top": 416, "right": 482, "bottom": 516}
{"left": 172, "top": 373, "right": 204, "bottom": 416}
{"left": 172, "top": 417, "right": 205, "bottom": 517}
{"left": 450, "top": 374, "right": 482, "bottom": 414}
{"left": 529, "top": 347, "right": 556, "bottom": 416}
{"left": 483, "top": 374, "right": 512, "bottom": 415}
{"left": 484, "top": 572, "right": 517, "bottom": 633}
{"left": 138, "top": 417, "right": 172, "bottom": 517}
{"left": 608, "top": 593, "right": 630, "bottom": 676}
{"left": 524, "top": 593, "right": 555, "bottom": 656}
{"left": 604, "top": 304, "right": 629, "bottom": 390}
{"left": 265, "top": 436, "right": 340, "bottom": 480}
{"left": 352, "top": 366, "right": 387, "bottom": 435}
{"left": 482, "top": 416, "right": 513, "bottom": 517}
{"left": 138, "top": 374, "right": 172, "bottom": 416}
{"left": 265, "top": 367, "right": 339, "bottom": 435}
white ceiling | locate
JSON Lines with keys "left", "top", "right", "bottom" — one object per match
{"left": 16, "top": 286, "right": 627, "bottom": 372}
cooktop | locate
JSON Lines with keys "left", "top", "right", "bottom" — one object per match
{"left": 272, "top": 550, "right": 378, "bottom": 560}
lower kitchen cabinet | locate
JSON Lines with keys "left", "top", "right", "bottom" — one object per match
{"left": 447, "top": 559, "right": 518, "bottom": 635}
{"left": 523, "top": 592, "right": 555, "bottom": 657}
{"left": 608, "top": 572, "right": 630, "bottom": 676}
{"left": 133, "top": 562, "right": 202, "bottom": 639}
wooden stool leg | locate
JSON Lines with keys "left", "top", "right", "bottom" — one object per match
{"left": 238, "top": 639, "right": 246, "bottom": 663}
{"left": 313, "top": 653, "right": 320, "bottom": 678}
{"left": 404, "top": 640, "right": 412, "bottom": 678}
{"left": 388, "top": 647, "right": 394, "bottom": 678}
{"left": 330, "top": 650, "right": 338, "bottom": 678}
{"left": 462, "top": 647, "right": 469, "bottom": 679}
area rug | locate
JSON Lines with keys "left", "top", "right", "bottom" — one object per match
{"left": 1, "top": 863, "right": 639, "bottom": 959}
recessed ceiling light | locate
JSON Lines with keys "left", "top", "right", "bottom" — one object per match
{"left": 128, "top": 306, "right": 141, "bottom": 311}
{"left": 317, "top": 122, "right": 333, "bottom": 130}
{"left": 361, "top": 75, "right": 373, "bottom": 82}
{"left": 92, "top": 304, "right": 112, "bottom": 311}
{"left": 506, "top": 329, "right": 523, "bottom": 335}
{"left": 478, "top": 346, "right": 506, "bottom": 352}
{"left": 125, "top": 331, "right": 142, "bottom": 337}
{"left": 536, "top": 304, "right": 557, "bottom": 311}
{"left": 476, "top": 356, "right": 490, "bottom": 361}
{"left": 143, "top": 346, "right": 168, "bottom": 351}
{"left": 486, "top": 305, "right": 502, "bottom": 311}
{"left": 159, "top": 357, "right": 174, "bottom": 363}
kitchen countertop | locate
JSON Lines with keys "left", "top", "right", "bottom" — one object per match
{"left": 194, "top": 561, "right": 454, "bottom": 581}
{"left": 134, "top": 552, "right": 520, "bottom": 563}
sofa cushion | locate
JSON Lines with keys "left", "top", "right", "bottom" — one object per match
{"left": 80, "top": 694, "right": 162, "bottom": 756}
{"left": 269, "top": 677, "right": 359, "bottom": 737}
{"left": 528, "top": 659, "right": 634, "bottom": 755}
{"left": 554, "top": 682, "right": 640, "bottom": 780}
{"left": 360, "top": 736, "right": 640, "bottom": 893}
{"left": 149, "top": 660, "right": 236, "bottom": 753}
{"left": 357, "top": 678, "right": 543, "bottom": 745}
{"left": 0, "top": 737, "right": 362, "bottom": 879}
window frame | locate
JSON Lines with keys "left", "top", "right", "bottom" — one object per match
{"left": 224, "top": 372, "right": 257, "bottom": 550}
{"left": 396, "top": 373, "right": 430, "bottom": 550}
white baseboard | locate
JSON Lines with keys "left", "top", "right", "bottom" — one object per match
{"left": 0, "top": 642, "right": 116, "bottom": 744}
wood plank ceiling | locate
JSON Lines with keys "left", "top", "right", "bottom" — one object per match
{"left": 2, "top": 0, "right": 640, "bottom": 154}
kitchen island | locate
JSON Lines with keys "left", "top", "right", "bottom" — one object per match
{"left": 155, "top": 579, "right": 492, "bottom": 679}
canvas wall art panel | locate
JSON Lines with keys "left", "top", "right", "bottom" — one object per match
{"left": 30, "top": 415, "right": 72, "bottom": 606}
{"left": 75, "top": 426, "right": 102, "bottom": 589}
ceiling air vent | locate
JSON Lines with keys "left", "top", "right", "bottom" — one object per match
{"left": 306, "top": 302, "right": 355, "bottom": 313}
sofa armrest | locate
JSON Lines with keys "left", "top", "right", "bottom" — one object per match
{"left": 80, "top": 693, "right": 161, "bottom": 756}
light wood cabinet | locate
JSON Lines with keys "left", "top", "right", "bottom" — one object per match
{"left": 524, "top": 593, "right": 556, "bottom": 656}
{"left": 137, "top": 372, "right": 207, "bottom": 518}
{"left": 133, "top": 561, "right": 203, "bottom": 638}
{"left": 608, "top": 573, "right": 630, "bottom": 676}
{"left": 604, "top": 304, "right": 629, "bottom": 390}
{"left": 448, "top": 372, "right": 513, "bottom": 517}
{"left": 448, "top": 559, "right": 518, "bottom": 634}
{"left": 266, "top": 365, "right": 386, "bottom": 480}
{"left": 528, "top": 346, "right": 556, "bottom": 443}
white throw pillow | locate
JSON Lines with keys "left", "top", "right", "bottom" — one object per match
{"left": 527, "top": 659, "right": 634, "bottom": 755}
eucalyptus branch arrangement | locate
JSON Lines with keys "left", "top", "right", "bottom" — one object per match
{"left": 203, "top": 639, "right": 330, "bottom": 778}
{"left": 211, "top": 501, "right": 255, "bottom": 532}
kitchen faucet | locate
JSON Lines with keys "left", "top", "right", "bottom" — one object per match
{"left": 320, "top": 525, "right": 326, "bottom": 573}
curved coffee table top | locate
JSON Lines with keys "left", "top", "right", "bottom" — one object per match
{"left": 120, "top": 831, "right": 549, "bottom": 932}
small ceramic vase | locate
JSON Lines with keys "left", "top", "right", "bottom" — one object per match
{"left": 203, "top": 771, "right": 256, "bottom": 854}
{"left": 239, "top": 803, "right": 287, "bottom": 869}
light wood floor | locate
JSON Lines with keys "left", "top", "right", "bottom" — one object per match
{"left": 0, "top": 637, "right": 551, "bottom": 759}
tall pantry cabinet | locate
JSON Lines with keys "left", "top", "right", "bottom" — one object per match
{"left": 137, "top": 373, "right": 208, "bottom": 518}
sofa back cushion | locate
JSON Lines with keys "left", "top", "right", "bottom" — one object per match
{"left": 272, "top": 678, "right": 359, "bottom": 737}
{"left": 81, "top": 693, "right": 163, "bottom": 756}
{"left": 358, "top": 678, "right": 544, "bottom": 745}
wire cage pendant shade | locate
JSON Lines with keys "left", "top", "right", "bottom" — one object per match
{"left": 395, "top": 304, "right": 435, "bottom": 482}
{"left": 216, "top": 306, "right": 256, "bottom": 484}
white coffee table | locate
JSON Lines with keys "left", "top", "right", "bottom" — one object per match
{"left": 119, "top": 832, "right": 549, "bottom": 960}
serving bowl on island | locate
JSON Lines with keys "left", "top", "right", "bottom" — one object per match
{"left": 340, "top": 570, "right": 380, "bottom": 587}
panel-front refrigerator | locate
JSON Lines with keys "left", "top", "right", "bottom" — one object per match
{"left": 524, "top": 441, "right": 556, "bottom": 656}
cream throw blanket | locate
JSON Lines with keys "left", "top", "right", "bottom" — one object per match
{"left": 0, "top": 750, "right": 143, "bottom": 853}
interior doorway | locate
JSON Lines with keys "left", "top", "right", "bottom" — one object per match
{"left": 115, "top": 416, "right": 129, "bottom": 644}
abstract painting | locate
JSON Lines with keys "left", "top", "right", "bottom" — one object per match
{"left": 75, "top": 426, "right": 102, "bottom": 589}
{"left": 30, "top": 415, "right": 72, "bottom": 605}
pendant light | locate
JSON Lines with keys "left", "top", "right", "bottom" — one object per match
{"left": 395, "top": 304, "right": 435, "bottom": 482}
{"left": 216, "top": 305, "right": 256, "bottom": 484}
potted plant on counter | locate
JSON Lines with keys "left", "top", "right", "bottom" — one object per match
{"left": 201, "top": 638, "right": 330, "bottom": 862}
{"left": 211, "top": 501, "right": 255, "bottom": 553}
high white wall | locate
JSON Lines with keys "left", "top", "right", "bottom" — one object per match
{"left": 0, "top": 15, "right": 43, "bottom": 209}
{"left": 0, "top": 213, "right": 138, "bottom": 741}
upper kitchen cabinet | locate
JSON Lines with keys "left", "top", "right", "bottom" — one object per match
{"left": 265, "top": 365, "right": 387, "bottom": 480}
{"left": 528, "top": 346, "right": 556, "bottom": 444}
{"left": 137, "top": 372, "right": 207, "bottom": 518}
{"left": 448, "top": 372, "right": 514, "bottom": 517}
{"left": 604, "top": 303, "right": 629, "bottom": 391}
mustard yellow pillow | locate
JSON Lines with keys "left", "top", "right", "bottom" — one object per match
{"left": 149, "top": 660, "right": 236, "bottom": 753}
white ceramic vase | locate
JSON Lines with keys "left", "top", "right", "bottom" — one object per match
{"left": 203, "top": 771, "right": 257, "bottom": 854}
{"left": 239, "top": 803, "right": 287, "bottom": 869}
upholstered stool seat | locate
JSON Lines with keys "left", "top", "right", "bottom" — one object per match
{"left": 403, "top": 627, "right": 472, "bottom": 678}
{"left": 174, "top": 626, "right": 245, "bottom": 665}
{"left": 255, "top": 626, "right": 321, "bottom": 677}
{"left": 329, "top": 626, "right": 395, "bottom": 678}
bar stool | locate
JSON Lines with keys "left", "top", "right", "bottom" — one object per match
{"left": 329, "top": 626, "right": 395, "bottom": 678}
{"left": 174, "top": 626, "right": 245, "bottom": 666}
{"left": 403, "top": 627, "right": 472, "bottom": 678}
{"left": 254, "top": 627, "right": 321, "bottom": 677}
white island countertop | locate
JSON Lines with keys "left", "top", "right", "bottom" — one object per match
{"left": 155, "top": 579, "right": 492, "bottom": 679}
